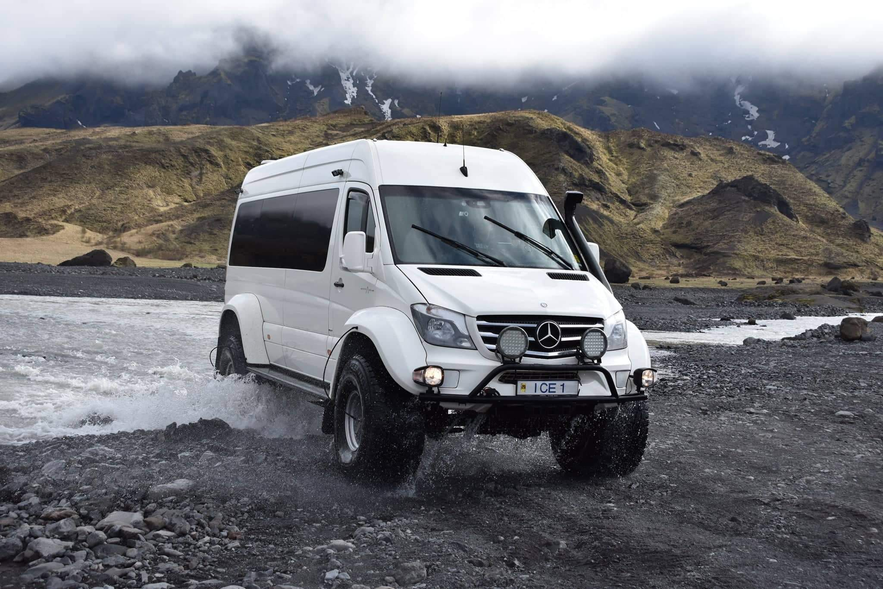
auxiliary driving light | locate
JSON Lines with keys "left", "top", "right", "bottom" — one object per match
{"left": 413, "top": 365, "right": 444, "bottom": 387}
{"left": 632, "top": 368, "right": 658, "bottom": 390}
{"left": 579, "top": 328, "right": 608, "bottom": 360}
{"left": 497, "top": 326, "right": 529, "bottom": 360}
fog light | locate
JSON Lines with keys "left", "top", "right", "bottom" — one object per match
{"left": 632, "top": 368, "right": 657, "bottom": 390}
{"left": 497, "top": 326, "right": 529, "bottom": 361}
{"left": 579, "top": 328, "right": 608, "bottom": 360}
{"left": 413, "top": 365, "right": 444, "bottom": 387}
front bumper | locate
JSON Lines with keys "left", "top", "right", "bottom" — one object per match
{"left": 418, "top": 361, "right": 648, "bottom": 408}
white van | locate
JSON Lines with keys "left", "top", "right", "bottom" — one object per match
{"left": 216, "top": 139, "right": 656, "bottom": 481}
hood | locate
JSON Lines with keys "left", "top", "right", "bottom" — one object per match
{"left": 398, "top": 265, "right": 622, "bottom": 319}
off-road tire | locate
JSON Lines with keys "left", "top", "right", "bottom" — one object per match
{"left": 216, "top": 323, "right": 248, "bottom": 377}
{"left": 549, "top": 400, "right": 649, "bottom": 476}
{"left": 333, "top": 351, "right": 425, "bottom": 483}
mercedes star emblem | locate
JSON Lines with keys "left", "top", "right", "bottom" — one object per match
{"left": 536, "top": 321, "right": 562, "bottom": 350}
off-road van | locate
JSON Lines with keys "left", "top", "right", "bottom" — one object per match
{"left": 216, "top": 139, "right": 656, "bottom": 480}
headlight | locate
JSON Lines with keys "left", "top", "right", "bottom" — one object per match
{"left": 411, "top": 304, "right": 475, "bottom": 349}
{"left": 607, "top": 311, "right": 628, "bottom": 350}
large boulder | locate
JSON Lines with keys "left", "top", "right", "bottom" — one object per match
{"left": 58, "top": 249, "right": 112, "bottom": 267}
{"left": 852, "top": 219, "right": 872, "bottom": 242}
{"left": 840, "top": 317, "right": 872, "bottom": 341}
{"left": 825, "top": 277, "right": 842, "bottom": 292}
{"left": 603, "top": 257, "right": 632, "bottom": 284}
{"left": 112, "top": 256, "right": 136, "bottom": 268}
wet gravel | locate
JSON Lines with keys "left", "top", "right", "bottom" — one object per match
{"left": 2, "top": 334, "right": 882, "bottom": 588}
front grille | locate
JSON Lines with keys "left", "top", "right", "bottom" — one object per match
{"left": 497, "top": 371, "right": 581, "bottom": 384}
{"left": 476, "top": 315, "right": 604, "bottom": 359}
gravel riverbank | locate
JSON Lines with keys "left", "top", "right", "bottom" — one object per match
{"left": 1, "top": 335, "right": 882, "bottom": 588}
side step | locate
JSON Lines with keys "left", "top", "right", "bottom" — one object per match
{"left": 247, "top": 365, "right": 330, "bottom": 407}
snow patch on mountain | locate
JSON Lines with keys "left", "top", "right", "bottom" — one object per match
{"left": 364, "top": 73, "right": 377, "bottom": 101}
{"left": 521, "top": 96, "right": 528, "bottom": 103}
{"left": 394, "top": 99, "right": 399, "bottom": 108}
{"left": 734, "top": 85, "right": 759, "bottom": 121}
{"left": 335, "top": 64, "right": 358, "bottom": 106}
{"left": 782, "top": 155, "right": 791, "bottom": 161}
{"left": 379, "top": 99, "right": 392, "bottom": 121}
{"left": 758, "top": 130, "right": 780, "bottom": 148}
{"left": 304, "top": 79, "right": 323, "bottom": 97}
{"left": 552, "top": 95, "right": 558, "bottom": 101}
{"left": 653, "top": 121, "right": 660, "bottom": 130}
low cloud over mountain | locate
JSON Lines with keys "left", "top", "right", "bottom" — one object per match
{"left": 3, "top": 0, "right": 883, "bottom": 89}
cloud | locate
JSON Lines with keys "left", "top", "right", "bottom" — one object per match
{"left": 2, "top": 0, "right": 882, "bottom": 88}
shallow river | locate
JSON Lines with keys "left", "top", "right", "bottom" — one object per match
{"left": 0, "top": 295, "right": 873, "bottom": 444}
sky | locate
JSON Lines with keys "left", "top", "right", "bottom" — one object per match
{"left": 2, "top": 0, "right": 882, "bottom": 88}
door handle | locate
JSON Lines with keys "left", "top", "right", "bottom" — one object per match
{"left": 334, "top": 279, "right": 345, "bottom": 288}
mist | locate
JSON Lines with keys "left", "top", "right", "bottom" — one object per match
{"left": 2, "top": 0, "right": 883, "bottom": 89}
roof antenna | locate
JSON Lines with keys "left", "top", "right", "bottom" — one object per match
{"left": 460, "top": 123, "right": 468, "bottom": 177}
{"left": 436, "top": 91, "right": 443, "bottom": 144}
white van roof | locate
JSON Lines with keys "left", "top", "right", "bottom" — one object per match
{"left": 239, "top": 139, "right": 547, "bottom": 199}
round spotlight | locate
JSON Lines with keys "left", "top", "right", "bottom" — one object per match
{"left": 497, "top": 326, "right": 529, "bottom": 360}
{"left": 580, "top": 328, "right": 608, "bottom": 360}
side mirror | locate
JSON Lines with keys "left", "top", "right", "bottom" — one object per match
{"left": 342, "top": 231, "right": 367, "bottom": 272}
{"left": 586, "top": 242, "right": 600, "bottom": 264}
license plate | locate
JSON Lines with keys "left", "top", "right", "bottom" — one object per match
{"left": 517, "top": 380, "right": 579, "bottom": 396}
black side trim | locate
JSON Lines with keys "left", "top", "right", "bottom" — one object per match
{"left": 419, "top": 267, "right": 482, "bottom": 277}
{"left": 547, "top": 272, "right": 589, "bottom": 281}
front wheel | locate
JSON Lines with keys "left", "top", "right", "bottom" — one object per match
{"left": 333, "top": 352, "right": 425, "bottom": 483}
{"left": 549, "top": 400, "right": 649, "bottom": 477}
{"left": 216, "top": 323, "right": 248, "bottom": 377}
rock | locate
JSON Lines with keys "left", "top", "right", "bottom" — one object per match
{"left": 642, "top": 284, "right": 652, "bottom": 290}
{"left": 747, "top": 318, "right": 757, "bottom": 325}
{"left": 840, "top": 317, "right": 870, "bottom": 342}
{"left": 40, "top": 507, "right": 77, "bottom": 521}
{"left": 873, "top": 316, "right": 883, "bottom": 323}
{"left": 86, "top": 530, "right": 107, "bottom": 547}
{"left": 826, "top": 277, "right": 842, "bottom": 292}
{"left": 92, "top": 543, "right": 129, "bottom": 558}
{"left": 720, "top": 316, "right": 733, "bottom": 321}
{"left": 743, "top": 337, "right": 764, "bottom": 346}
{"left": 112, "top": 256, "right": 137, "bottom": 268}
{"left": 756, "top": 280, "right": 767, "bottom": 285}
{"left": 25, "top": 537, "right": 71, "bottom": 560}
{"left": 852, "top": 219, "right": 872, "bottom": 242}
{"left": 0, "top": 537, "right": 22, "bottom": 561}
{"left": 835, "top": 411, "right": 856, "bottom": 418}
{"left": 869, "top": 291, "right": 883, "bottom": 297}
{"left": 394, "top": 561, "right": 427, "bottom": 585}
{"left": 603, "top": 257, "right": 632, "bottom": 284}
{"left": 324, "top": 569, "right": 340, "bottom": 582}
{"left": 147, "top": 478, "right": 194, "bottom": 500}
{"left": 180, "top": 262, "right": 194, "bottom": 268}
{"left": 631, "top": 282, "right": 642, "bottom": 290}
{"left": 673, "top": 296, "right": 695, "bottom": 306}
{"left": 718, "top": 280, "right": 728, "bottom": 286}
{"left": 81, "top": 444, "right": 119, "bottom": 462}
{"left": 143, "top": 584, "right": 174, "bottom": 589}
{"left": 46, "top": 518, "right": 78, "bottom": 540}
{"left": 638, "top": 275, "right": 652, "bottom": 280}
{"left": 327, "top": 539, "right": 355, "bottom": 552}
{"left": 22, "top": 561, "right": 65, "bottom": 578}
{"left": 774, "top": 278, "right": 784, "bottom": 285}
{"left": 58, "top": 249, "right": 113, "bottom": 267}
{"left": 163, "top": 418, "right": 231, "bottom": 441}
{"left": 41, "top": 459, "right": 66, "bottom": 478}
{"left": 96, "top": 511, "right": 144, "bottom": 530}
{"left": 144, "top": 515, "right": 166, "bottom": 531}
{"left": 780, "top": 312, "right": 796, "bottom": 320}
{"left": 670, "top": 276, "right": 680, "bottom": 284}
{"left": 840, "top": 280, "right": 860, "bottom": 294}
{"left": 167, "top": 514, "right": 191, "bottom": 535}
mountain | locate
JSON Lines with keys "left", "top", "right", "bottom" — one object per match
{"left": 1, "top": 108, "right": 880, "bottom": 274}
{"left": 2, "top": 55, "right": 880, "bottom": 232}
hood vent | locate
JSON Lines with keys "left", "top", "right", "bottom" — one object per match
{"left": 547, "top": 272, "right": 589, "bottom": 281}
{"left": 419, "top": 267, "right": 482, "bottom": 277}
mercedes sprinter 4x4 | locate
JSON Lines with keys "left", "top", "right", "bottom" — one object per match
{"left": 216, "top": 139, "right": 656, "bottom": 481}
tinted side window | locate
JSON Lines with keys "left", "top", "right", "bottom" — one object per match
{"left": 291, "top": 188, "right": 339, "bottom": 271}
{"left": 344, "top": 191, "right": 375, "bottom": 252}
{"left": 229, "top": 199, "right": 262, "bottom": 267}
{"left": 229, "top": 189, "right": 337, "bottom": 270}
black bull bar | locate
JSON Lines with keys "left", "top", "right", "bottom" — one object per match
{"left": 418, "top": 363, "right": 648, "bottom": 406}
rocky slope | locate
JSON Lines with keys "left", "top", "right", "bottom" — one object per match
{"left": 1, "top": 109, "right": 881, "bottom": 274}
{"left": 2, "top": 55, "right": 880, "bottom": 230}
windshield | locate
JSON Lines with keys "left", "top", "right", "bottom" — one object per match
{"left": 380, "top": 185, "right": 584, "bottom": 269}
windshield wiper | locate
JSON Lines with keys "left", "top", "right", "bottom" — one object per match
{"left": 483, "top": 216, "right": 574, "bottom": 270}
{"left": 411, "top": 224, "right": 506, "bottom": 267}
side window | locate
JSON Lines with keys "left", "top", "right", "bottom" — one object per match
{"left": 343, "top": 190, "right": 375, "bottom": 252}
{"left": 258, "top": 194, "right": 298, "bottom": 268}
{"left": 229, "top": 199, "right": 262, "bottom": 267}
{"left": 290, "top": 188, "right": 339, "bottom": 272}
